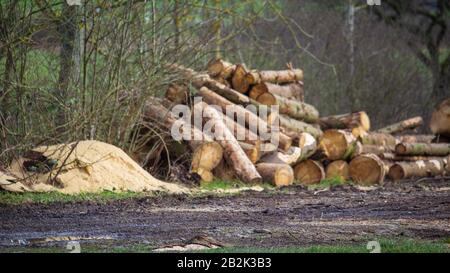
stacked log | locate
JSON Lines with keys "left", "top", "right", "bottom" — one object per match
{"left": 149, "top": 62, "right": 450, "bottom": 188}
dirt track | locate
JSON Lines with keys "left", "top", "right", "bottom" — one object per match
{"left": 1, "top": 178, "right": 450, "bottom": 250}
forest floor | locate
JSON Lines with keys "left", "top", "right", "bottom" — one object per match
{"left": 1, "top": 178, "right": 450, "bottom": 253}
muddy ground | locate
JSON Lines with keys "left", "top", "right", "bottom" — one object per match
{"left": 1, "top": 178, "right": 449, "bottom": 251}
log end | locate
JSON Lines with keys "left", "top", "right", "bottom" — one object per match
{"left": 293, "top": 160, "right": 325, "bottom": 185}
{"left": 387, "top": 164, "right": 404, "bottom": 181}
{"left": 325, "top": 160, "right": 350, "bottom": 181}
{"left": 349, "top": 154, "right": 385, "bottom": 186}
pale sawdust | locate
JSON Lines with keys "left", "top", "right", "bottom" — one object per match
{"left": 0, "top": 140, "right": 188, "bottom": 195}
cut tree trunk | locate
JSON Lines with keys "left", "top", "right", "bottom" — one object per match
{"left": 220, "top": 111, "right": 260, "bottom": 146}
{"left": 353, "top": 144, "right": 395, "bottom": 157}
{"left": 211, "top": 76, "right": 231, "bottom": 88}
{"left": 231, "top": 64, "right": 250, "bottom": 94}
{"left": 267, "top": 112, "right": 323, "bottom": 139}
{"left": 250, "top": 82, "right": 304, "bottom": 101}
{"left": 191, "top": 142, "right": 224, "bottom": 182}
{"left": 246, "top": 68, "right": 304, "bottom": 84}
{"left": 165, "top": 83, "right": 189, "bottom": 105}
{"left": 395, "top": 143, "right": 450, "bottom": 156}
{"left": 198, "top": 87, "right": 292, "bottom": 151}
{"left": 359, "top": 132, "right": 398, "bottom": 146}
{"left": 256, "top": 163, "right": 294, "bottom": 187}
{"left": 272, "top": 94, "right": 319, "bottom": 123}
{"left": 194, "top": 101, "right": 262, "bottom": 183}
{"left": 255, "top": 92, "right": 277, "bottom": 106}
{"left": 143, "top": 100, "right": 223, "bottom": 182}
{"left": 259, "top": 146, "right": 303, "bottom": 166}
{"left": 349, "top": 154, "right": 386, "bottom": 186}
{"left": 378, "top": 116, "right": 423, "bottom": 134}
{"left": 388, "top": 158, "right": 449, "bottom": 181}
{"left": 239, "top": 142, "right": 261, "bottom": 164}
{"left": 207, "top": 59, "right": 236, "bottom": 79}
{"left": 381, "top": 153, "right": 444, "bottom": 162}
{"left": 430, "top": 98, "right": 450, "bottom": 138}
{"left": 319, "top": 111, "right": 370, "bottom": 131}
{"left": 325, "top": 160, "right": 350, "bottom": 181}
{"left": 293, "top": 160, "right": 325, "bottom": 185}
{"left": 319, "top": 130, "right": 358, "bottom": 160}
{"left": 396, "top": 134, "right": 435, "bottom": 144}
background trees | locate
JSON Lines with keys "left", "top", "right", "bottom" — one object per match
{"left": 0, "top": 0, "right": 448, "bottom": 165}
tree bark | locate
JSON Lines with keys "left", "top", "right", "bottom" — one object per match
{"left": 56, "top": 2, "right": 78, "bottom": 127}
{"left": 396, "top": 134, "right": 435, "bottom": 144}
{"left": 198, "top": 87, "right": 292, "bottom": 151}
{"left": 239, "top": 141, "right": 261, "bottom": 164}
{"left": 359, "top": 132, "right": 398, "bottom": 146}
{"left": 395, "top": 143, "right": 450, "bottom": 156}
{"left": 268, "top": 112, "right": 323, "bottom": 139}
{"left": 293, "top": 160, "right": 325, "bottom": 185}
{"left": 378, "top": 116, "right": 423, "bottom": 134}
{"left": 194, "top": 101, "right": 262, "bottom": 183}
{"left": 319, "top": 111, "right": 370, "bottom": 131}
{"left": 349, "top": 154, "right": 386, "bottom": 186}
{"left": 388, "top": 158, "right": 449, "bottom": 181}
{"left": 272, "top": 94, "right": 319, "bottom": 123}
{"left": 353, "top": 143, "right": 395, "bottom": 157}
{"left": 250, "top": 82, "right": 304, "bottom": 101}
{"left": 246, "top": 68, "right": 304, "bottom": 84}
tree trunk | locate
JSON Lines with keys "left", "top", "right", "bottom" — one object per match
{"left": 396, "top": 134, "right": 435, "bottom": 144}
{"left": 195, "top": 101, "right": 262, "bottom": 183}
{"left": 395, "top": 143, "right": 450, "bottom": 156}
{"left": 142, "top": 100, "right": 223, "bottom": 182}
{"left": 381, "top": 153, "right": 444, "bottom": 162}
{"left": 250, "top": 82, "right": 304, "bottom": 101}
{"left": 207, "top": 59, "right": 236, "bottom": 79}
{"left": 319, "top": 111, "right": 370, "bottom": 131}
{"left": 256, "top": 163, "right": 294, "bottom": 187}
{"left": 293, "top": 160, "right": 325, "bottom": 185}
{"left": 325, "top": 160, "right": 350, "bottom": 181}
{"left": 255, "top": 92, "right": 277, "bottom": 106}
{"left": 430, "top": 98, "right": 450, "bottom": 138}
{"left": 359, "top": 132, "right": 398, "bottom": 146}
{"left": 239, "top": 141, "right": 261, "bottom": 164}
{"left": 388, "top": 158, "right": 449, "bottom": 181}
{"left": 246, "top": 68, "right": 304, "bottom": 84}
{"left": 231, "top": 64, "right": 250, "bottom": 93}
{"left": 319, "top": 130, "right": 358, "bottom": 160}
{"left": 259, "top": 146, "right": 302, "bottom": 166}
{"left": 272, "top": 94, "right": 320, "bottom": 123}
{"left": 268, "top": 112, "right": 323, "bottom": 139}
{"left": 349, "top": 154, "right": 386, "bottom": 186}
{"left": 198, "top": 87, "right": 292, "bottom": 151}
{"left": 191, "top": 142, "right": 224, "bottom": 182}
{"left": 353, "top": 143, "right": 395, "bottom": 157}
{"left": 378, "top": 116, "right": 423, "bottom": 134}
{"left": 56, "top": 2, "right": 78, "bottom": 127}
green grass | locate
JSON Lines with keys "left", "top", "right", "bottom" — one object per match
{"left": 1, "top": 238, "right": 448, "bottom": 253}
{"left": 200, "top": 179, "right": 274, "bottom": 191}
{"left": 307, "top": 176, "right": 351, "bottom": 190}
{"left": 0, "top": 190, "right": 151, "bottom": 205}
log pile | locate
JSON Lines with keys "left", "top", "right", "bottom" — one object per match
{"left": 136, "top": 60, "right": 450, "bottom": 187}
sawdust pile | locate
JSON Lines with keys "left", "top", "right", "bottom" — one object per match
{"left": 0, "top": 140, "right": 188, "bottom": 195}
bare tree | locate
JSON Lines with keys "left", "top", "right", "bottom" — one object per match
{"left": 372, "top": 0, "right": 450, "bottom": 104}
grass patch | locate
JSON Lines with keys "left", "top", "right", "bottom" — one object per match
{"left": 0, "top": 190, "right": 150, "bottom": 205}
{"left": 307, "top": 177, "right": 351, "bottom": 190}
{"left": 1, "top": 238, "right": 448, "bottom": 253}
